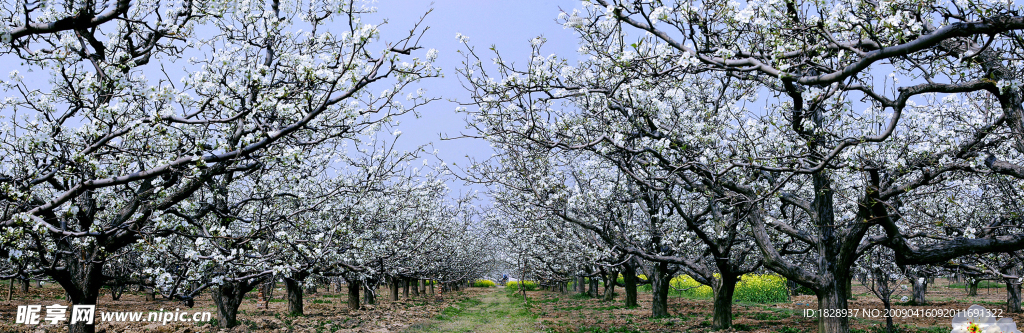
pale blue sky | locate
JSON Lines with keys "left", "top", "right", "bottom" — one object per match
{"left": 373, "top": 1, "right": 581, "bottom": 194}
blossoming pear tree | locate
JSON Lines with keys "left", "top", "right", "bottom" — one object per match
{"left": 0, "top": 0, "right": 438, "bottom": 331}
{"left": 457, "top": 1, "right": 1024, "bottom": 332}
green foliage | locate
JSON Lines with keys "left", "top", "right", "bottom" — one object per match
{"left": 506, "top": 280, "right": 539, "bottom": 293}
{"left": 472, "top": 279, "right": 497, "bottom": 287}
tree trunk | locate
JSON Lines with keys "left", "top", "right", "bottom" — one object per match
{"left": 58, "top": 262, "right": 106, "bottom": 333}
{"left": 587, "top": 277, "right": 598, "bottom": 297}
{"left": 651, "top": 262, "right": 672, "bottom": 318}
{"left": 211, "top": 281, "right": 255, "bottom": 329}
{"left": 67, "top": 292, "right": 100, "bottom": 333}
{"left": 347, "top": 280, "right": 360, "bottom": 311}
{"left": 712, "top": 274, "right": 738, "bottom": 330}
{"left": 816, "top": 280, "right": 850, "bottom": 333}
{"left": 20, "top": 278, "right": 28, "bottom": 293}
{"left": 968, "top": 279, "right": 979, "bottom": 296}
{"left": 847, "top": 275, "right": 854, "bottom": 299}
{"left": 261, "top": 280, "right": 276, "bottom": 302}
{"left": 284, "top": 277, "right": 304, "bottom": 316}
{"left": 622, "top": 264, "right": 638, "bottom": 307}
{"left": 390, "top": 278, "right": 400, "bottom": 301}
{"left": 420, "top": 279, "right": 427, "bottom": 295}
{"left": 881, "top": 298, "right": 896, "bottom": 333}
{"left": 411, "top": 279, "right": 419, "bottom": 297}
{"left": 1006, "top": 278, "right": 1022, "bottom": 313}
{"left": 403, "top": 278, "right": 410, "bottom": 298}
{"left": 110, "top": 285, "right": 124, "bottom": 301}
{"left": 603, "top": 270, "right": 617, "bottom": 301}
{"left": 429, "top": 280, "right": 434, "bottom": 296}
{"left": 364, "top": 282, "right": 376, "bottom": 305}
{"left": 912, "top": 277, "right": 927, "bottom": 305}
{"left": 145, "top": 287, "right": 157, "bottom": 301}
{"left": 577, "top": 276, "right": 586, "bottom": 294}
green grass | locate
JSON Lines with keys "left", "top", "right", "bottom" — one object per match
{"left": 775, "top": 328, "right": 803, "bottom": 333}
{"left": 573, "top": 326, "right": 644, "bottom": 333}
{"left": 748, "top": 311, "right": 791, "bottom": 320}
{"left": 946, "top": 281, "right": 1005, "bottom": 289}
{"left": 557, "top": 304, "right": 625, "bottom": 311}
{"left": 407, "top": 290, "right": 537, "bottom": 332}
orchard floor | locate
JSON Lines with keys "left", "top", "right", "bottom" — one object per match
{"left": 0, "top": 282, "right": 490, "bottom": 332}
{"left": 405, "top": 287, "right": 544, "bottom": 333}
{"left": 526, "top": 279, "right": 1024, "bottom": 333}
{"left": 1, "top": 279, "right": 1021, "bottom": 333}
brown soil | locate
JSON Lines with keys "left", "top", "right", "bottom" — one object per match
{"left": 0, "top": 282, "right": 489, "bottom": 332}
{"left": 1, "top": 279, "right": 1018, "bottom": 333}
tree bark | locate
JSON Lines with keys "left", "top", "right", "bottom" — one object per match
{"left": 403, "top": 277, "right": 410, "bottom": 298}
{"left": 420, "top": 279, "right": 427, "bottom": 295}
{"left": 284, "top": 277, "right": 304, "bottom": 316}
{"left": 58, "top": 261, "right": 106, "bottom": 333}
{"left": 211, "top": 281, "right": 256, "bottom": 329}
{"left": 390, "top": 277, "right": 400, "bottom": 301}
{"left": 20, "top": 278, "right": 28, "bottom": 293}
{"left": 816, "top": 279, "right": 851, "bottom": 333}
{"left": 711, "top": 273, "right": 738, "bottom": 330}
{"left": 847, "top": 275, "right": 854, "bottom": 300}
{"left": 428, "top": 280, "right": 434, "bottom": 296}
{"left": 364, "top": 282, "right": 376, "bottom": 305}
{"left": 347, "top": 280, "right": 360, "bottom": 311}
{"left": 912, "top": 277, "right": 927, "bottom": 305}
{"left": 411, "top": 279, "right": 419, "bottom": 297}
{"left": 576, "top": 276, "right": 586, "bottom": 294}
{"left": 1006, "top": 278, "right": 1022, "bottom": 313}
{"left": 603, "top": 270, "right": 617, "bottom": 301}
{"left": 588, "top": 277, "right": 599, "bottom": 297}
{"left": 968, "top": 279, "right": 979, "bottom": 296}
{"left": 622, "top": 264, "right": 638, "bottom": 307}
{"left": 109, "top": 285, "right": 124, "bottom": 301}
{"left": 881, "top": 297, "right": 896, "bottom": 333}
{"left": 651, "top": 262, "right": 672, "bottom": 318}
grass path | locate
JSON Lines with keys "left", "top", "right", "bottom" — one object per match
{"left": 405, "top": 288, "right": 542, "bottom": 333}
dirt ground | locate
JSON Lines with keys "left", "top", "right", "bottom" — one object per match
{"left": 528, "top": 279, "right": 1023, "bottom": 333}
{"left": 0, "top": 282, "right": 489, "bottom": 332}
{"left": 1, "top": 279, "right": 1019, "bottom": 333}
